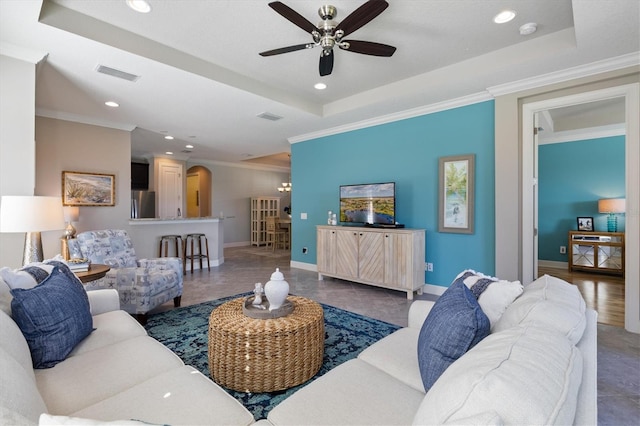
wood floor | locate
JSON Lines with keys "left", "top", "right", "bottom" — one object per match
{"left": 538, "top": 266, "right": 625, "bottom": 327}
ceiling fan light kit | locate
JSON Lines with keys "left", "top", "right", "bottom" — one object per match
{"left": 260, "top": 0, "right": 396, "bottom": 76}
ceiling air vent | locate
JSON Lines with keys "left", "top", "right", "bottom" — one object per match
{"left": 95, "top": 64, "right": 140, "bottom": 82}
{"left": 257, "top": 112, "right": 283, "bottom": 121}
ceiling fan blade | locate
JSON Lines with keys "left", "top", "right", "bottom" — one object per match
{"left": 268, "top": 1, "right": 318, "bottom": 34}
{"left": 340, "top": 40, "right": 396, "bottom": 57}
{"left": 260, "top": 44, "right": 315, "bottom": 56}
{"left": 319, "top": 50, "right": 334, "bottom": 76}
{"left": 335, "top": 0, "right": 389, "bottom": 37}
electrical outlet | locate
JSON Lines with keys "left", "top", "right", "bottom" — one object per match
{"left": 560, "top": 246, "right": 566, "bottom": 254}
{"left": 426, "top": 262, "right": 433, "bottom": 272}
{"left": 302, "top": 247, "right": 308, "bottom": 254}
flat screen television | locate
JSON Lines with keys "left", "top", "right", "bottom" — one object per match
{"left": 339, "top": 182, "right": 395, "bottom": 225}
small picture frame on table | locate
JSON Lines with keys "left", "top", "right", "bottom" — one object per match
{"left": 577, "top": 217, "right": 594, "bottom": 232}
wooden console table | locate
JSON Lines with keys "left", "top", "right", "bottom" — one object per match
{"left": 568, "top": 231, "right": 624, "bottom": 276}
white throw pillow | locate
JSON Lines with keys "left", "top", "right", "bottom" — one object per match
{"left": 493, "top": 274, "right": 586, "bottom": 345}
{"left": 0, "top": 263, "right": 55, "bottom": 290}
{"left": 454, "top": 269, "right": 523, "bottom": 329}
{"left": 413, "top": 324, "right": 583, "bottom": 425}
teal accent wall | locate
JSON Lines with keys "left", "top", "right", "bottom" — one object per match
{"left": 290, "top": 101, "right": 495, "bottom": 287}
{"left": 538, "top": 136, "right": 626, "bottom": 262}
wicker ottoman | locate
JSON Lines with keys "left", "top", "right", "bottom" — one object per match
{"left": 208, "top": 296, "right": 324, "bottom": 392}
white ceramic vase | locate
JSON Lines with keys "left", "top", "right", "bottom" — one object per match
{"left": 264, "top": 268, "right": 289, "bottom": 311}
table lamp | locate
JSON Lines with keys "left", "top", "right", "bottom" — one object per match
{"left": 63, "top": 206, "right": 80, "bottom": 239}
{"left": 0, "top": 196, "right": 65, "bottom": 265}
{"left": 598, "top": 198, "right": 625, "bottom": 232}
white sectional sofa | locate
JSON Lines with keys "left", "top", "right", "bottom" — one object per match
{"left": 0, "top": 282, "right": 255, "bottom": 426}
{"left": 264, "top": 273, "right": 597, "bottom": 426}
{"left": 1, "top": 264, "right": 596, "bottom": 426}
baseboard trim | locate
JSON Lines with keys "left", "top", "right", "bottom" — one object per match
{"left": 423, "top": 283, "right": 447, "bottom": 296}
{"left": 538, "top": 260, "right": 568, "bottom": 270}
{"left": 291, "top": 261, "right": 317, "bottom": 272}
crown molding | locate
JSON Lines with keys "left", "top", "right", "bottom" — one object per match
{"left": 289, "top": 92, "right": 492, "bottom": 144}
{"left": 487, "top": 52, "right": 640, "bottom": 97}
{"left": 0, "top": 42, "right": 48, "bottom": 64}
{"left": 36, "top": 108, "right": 136, "bottom": 132}
{"left": 538, "top": 123, "right": 626, "bottom": 145}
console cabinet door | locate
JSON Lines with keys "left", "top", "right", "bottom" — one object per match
{"left": 358, "top": 231, "right": 384, "bottom": 284}
{"left": 317, "top": 228, "right": 337, "bottom": 274}
{"left": 336, "top": 229, "right": 359, "bottom": 279}
{"left": 384, "top": 232, "right": 412, "bottom": 288}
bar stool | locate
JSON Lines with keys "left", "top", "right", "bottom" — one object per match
{"left": 184, "top": 233, "right": 210, "bottom": 274}
{"left": 159, "top": 235, "right": 183, "bottom": 259}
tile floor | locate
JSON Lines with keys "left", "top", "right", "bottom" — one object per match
{"left": 150, "top": 246, "right": 640, "bottom": 425}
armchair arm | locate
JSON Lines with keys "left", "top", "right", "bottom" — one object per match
{"left": 86, "top": 289, "right": 120, "bottom": 315}
{"left": 408, "top": 300, "right": 436, "bottom": 329}
{"left": 137, "top": 257, "right": 182, "bottom": 276}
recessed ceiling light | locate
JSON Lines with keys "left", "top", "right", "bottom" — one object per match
{"left": 164, "top": 135, "right": 174, "bottom": 140}
{"left": 126, "top": 0, "right": 151, "bottom": 13}
{"left": 105, "top": 101, "right": 119, "bottom": 107}
{"left": 314, "top": 82, "right": 327, "bottom": 90}
{"left": 165, "top": 151, "right": 173, "bottom": 155}
{"left": 494, "top": 10, "right": 516, "bottom": 24}
{"left": 185, "top": 144, "right": 194, "bottom": 149}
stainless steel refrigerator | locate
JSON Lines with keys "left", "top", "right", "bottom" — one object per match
{"left": 131, "top": 190, "right": 156, "bottom": 218}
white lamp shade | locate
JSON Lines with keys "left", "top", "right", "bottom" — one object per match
{"left": 64, "top": 206, "right": 80, "bottom": 222}
{"left": 0, "top": 196, "right": 65, "bottom": 232}
{"left": 598, "top": 198, "right": 626, "bottom": 214}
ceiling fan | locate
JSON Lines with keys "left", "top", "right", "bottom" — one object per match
{"left": 259, "top": 0, "right": 396, "bottom": 76}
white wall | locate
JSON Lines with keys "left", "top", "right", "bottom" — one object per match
{"left": 35, "top": 116, "right": 132, "bottom": 259}
{"left": 188, "top": 160, "right": 290, "bottom": 245}
{"left": 0, "top": 55, "right": 37, "bottom": 267}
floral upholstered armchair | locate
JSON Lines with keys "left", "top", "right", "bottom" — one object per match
{"left": 72, "top": 229, "right": 183, "bottom": 323}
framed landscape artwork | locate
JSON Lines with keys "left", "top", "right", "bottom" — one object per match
{"left": 62, "top": 171, "right": 115, "bottom": 206}
{"left": 438, "top": 154, "right": 475, "bottom": 234}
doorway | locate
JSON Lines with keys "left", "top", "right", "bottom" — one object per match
{"left": 522, "top": 83, "right": 639, "bottom": 333}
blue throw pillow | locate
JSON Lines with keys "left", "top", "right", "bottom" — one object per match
{"left": 417, "top": 279, "right": 490, "bottom": 391}
{"left": 10, "top": 263, "right": 93, "bottom": 368}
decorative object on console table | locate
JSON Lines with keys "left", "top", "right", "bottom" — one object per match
{"left": 576, "top": 216, "right": 594, "bottom": 232}
{"left": 0, "top": 196, "right": 65, "bottom": 265}
{"left": 438, "top": 154, "right": 475, "bottom": 234}
{"left": 62, "top": 170, "right": 115, "bottom": 207}
{"left": 598, "top": 198, "right": 625, "bottom": 232}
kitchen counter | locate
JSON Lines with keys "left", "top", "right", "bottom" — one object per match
{"left": 127, "top": 217, "right": 224, "bottom": 267}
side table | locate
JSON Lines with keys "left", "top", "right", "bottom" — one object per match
{"left": 74, "top": 264, "right": 110, "bottom": 284}
{"left": 208, "top": 296, "right": 324, "bottom": 393}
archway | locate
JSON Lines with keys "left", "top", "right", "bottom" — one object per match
{"left": 186, "top": 165, "right": 212, "bottom": 217}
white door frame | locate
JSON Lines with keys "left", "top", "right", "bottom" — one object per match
{"left": 522, "top": 83, "right": 640, "bottom": 333}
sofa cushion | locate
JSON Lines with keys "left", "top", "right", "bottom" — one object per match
{"left": 493, "top": 274, "right": 586, "bottom": 344}
{"left": 454, "top": 269, "right": 523, "bottom": 329}
{"left": 70, "top": 366, "right": 255, "bottom": 426}
{"left": 268, "top": 359, "right": 425, "bottom": 426}
{"left": 417, "top": 280, "right": 490, "bottom": 392}
{"left": 0, "top": 346, "right": 49, "bottom": 425}
{"left": 413, "top": 324, "right": 583, "bottom": 425}
{"left": 39, "top": 414, "right": 155, "bottom": 425}
{"left": 35, "top": 336, "right": 183, "bottom": 415}
{"left": 11, "top": 264, "right": 93, "bottom": 369}
{"left": 358, "top": 327, "right": 425, "bottom": 393}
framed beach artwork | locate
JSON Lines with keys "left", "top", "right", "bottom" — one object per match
{"left": 577, "top": 217, "right": 594, "bottom": 232}
{"left": 438, "top": 154, "right": 475, "bottom": 234}
{"left": 62, "top": 171, "right": 115, "bottom": 206}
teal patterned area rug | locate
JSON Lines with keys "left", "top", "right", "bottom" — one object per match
{"left": 145, "top": 293, "right": 400, "bottom": 420}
